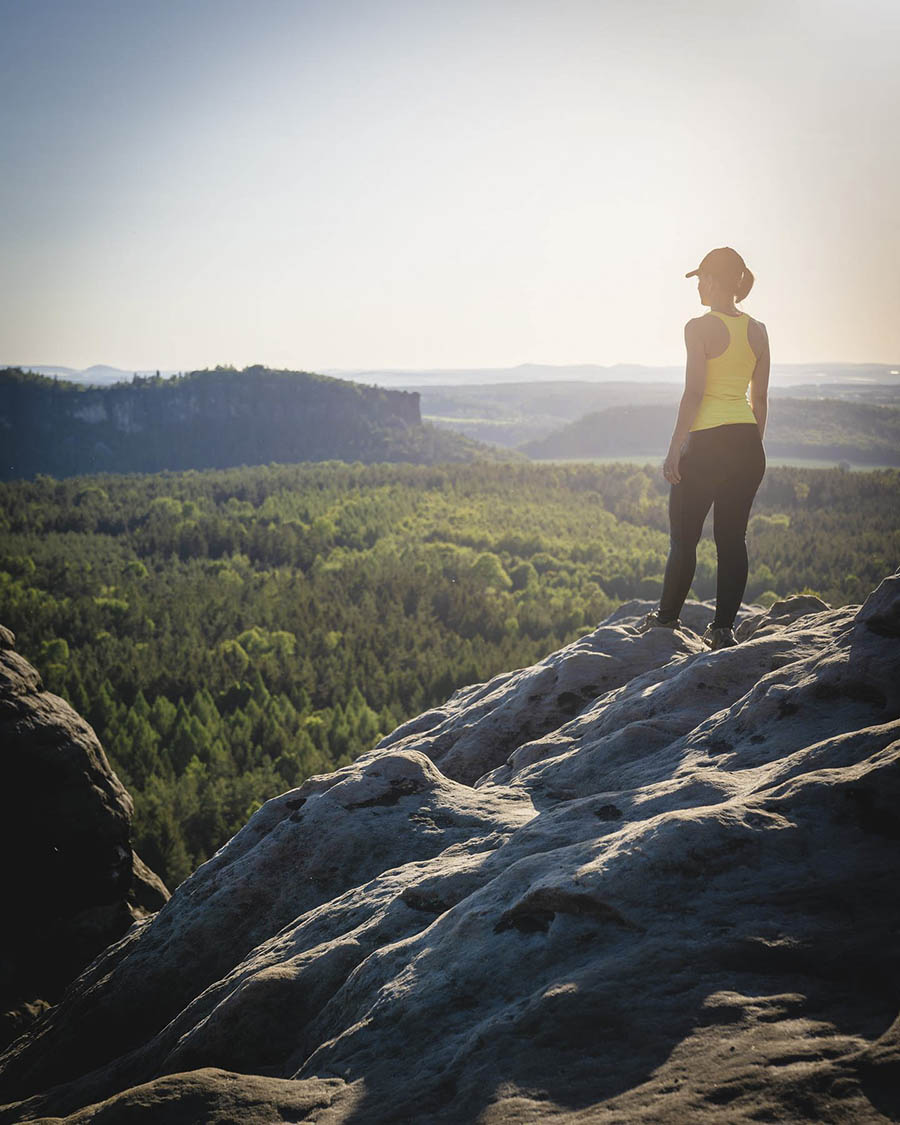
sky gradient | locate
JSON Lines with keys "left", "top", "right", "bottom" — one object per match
{"left": 2, "top": 0, "right": 898, "bottom": 372}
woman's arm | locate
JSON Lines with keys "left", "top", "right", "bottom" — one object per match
{"left": 663, "top": 319, "right": 707, "bottom": 484}
{"left": 750, "top": 322, "right": 770, "bottom": 438}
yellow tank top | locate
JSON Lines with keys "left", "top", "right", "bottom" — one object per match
{"left": 690, "top": 310, "right": 759, "bottom": 431}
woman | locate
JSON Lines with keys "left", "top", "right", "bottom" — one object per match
{"left": 639, "top": 246, "right": 769, "bottom": 649}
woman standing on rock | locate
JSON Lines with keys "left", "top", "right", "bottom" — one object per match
{"left": 639, "top": 247, "right": 769, "bottom": 649}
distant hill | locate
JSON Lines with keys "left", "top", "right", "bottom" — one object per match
{"left": 415, "top": 381, "right": 679, "bottom": 447}
{"left": 412, "top": 380, "right": 900, "bottom": 449}
{"left": 343, "top": 361, "right": 900, "bottom": 388}
{"left": 0, "top": 366, "right": 496, "bottom": 480}
{"left": 521, "top": 398, "right": 900, "bottom": 465}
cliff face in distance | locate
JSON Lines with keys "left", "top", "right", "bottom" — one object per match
{"left": 0, "top": 366, "right": 488, "bottom": 479}
{"left": 1, "top": 572, "right": 898, "bottom": 1123}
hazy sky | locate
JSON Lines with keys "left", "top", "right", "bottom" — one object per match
{"left": 1, "top": 0, "right": 898, "bottom": 372}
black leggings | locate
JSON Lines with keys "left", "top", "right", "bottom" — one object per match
{"left": 659, "top": 423, "right": 765, "bottom": 629}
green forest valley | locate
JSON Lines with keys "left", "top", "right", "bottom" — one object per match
{"left": 2, "top": 460, "right": 898, "bottom": 887}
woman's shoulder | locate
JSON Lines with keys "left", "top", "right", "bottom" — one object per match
{"left": 684, "top": 313, "right": 725, "bottom": 349}
{"left": 683, "top": 313, "right": 711, "bottom": 335}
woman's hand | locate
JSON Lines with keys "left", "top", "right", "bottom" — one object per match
{"left": 663, "top": 447, "right": 682, "bottom": 485}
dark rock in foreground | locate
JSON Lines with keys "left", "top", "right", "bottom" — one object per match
{"left": 0, "top": 628, "right": 168, "bottom": 1052}
{"left": 1, "top": 574, "right": 899, "bottom": 1123}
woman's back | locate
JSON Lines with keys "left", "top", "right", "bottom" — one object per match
{"left": 690, "top": 310, "right": 758, "bottom": 431}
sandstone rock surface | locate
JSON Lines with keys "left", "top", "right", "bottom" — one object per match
{"left": 0, "top": 629, "right": 169, "bottom": 1051}
{"left": 1, "top": 574, "right": 899, "bottom": 1123}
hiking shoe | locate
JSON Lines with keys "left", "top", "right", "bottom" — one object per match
{"left": 635, "top": 611, "right": 682, "bottom": 634}
{"left": 702, "top": 624, "right": 737, "bottom": 650}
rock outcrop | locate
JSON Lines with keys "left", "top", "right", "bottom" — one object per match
{"left": 1, "top": 573, "right": 899, "bottom": 1123}
{"left": 0, "top": 628, "right": 169, "bottom": 1051}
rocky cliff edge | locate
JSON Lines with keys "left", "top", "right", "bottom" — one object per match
{"left": 0, "top": 628, "right": 169, "bottom": 1052}
{"left": 1, "top": 572, "right": 898, "bottom": 1123}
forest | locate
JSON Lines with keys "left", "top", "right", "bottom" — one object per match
{"left": 2, "top": 460, "right": 898, "bottom": 888}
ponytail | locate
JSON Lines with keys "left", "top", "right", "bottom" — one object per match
{"left": 734, "top": 266, "right": 754, "bottom": 302}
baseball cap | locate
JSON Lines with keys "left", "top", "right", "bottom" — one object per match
{"left": 685, "top": 247, "right": 745, "bottom": 279}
